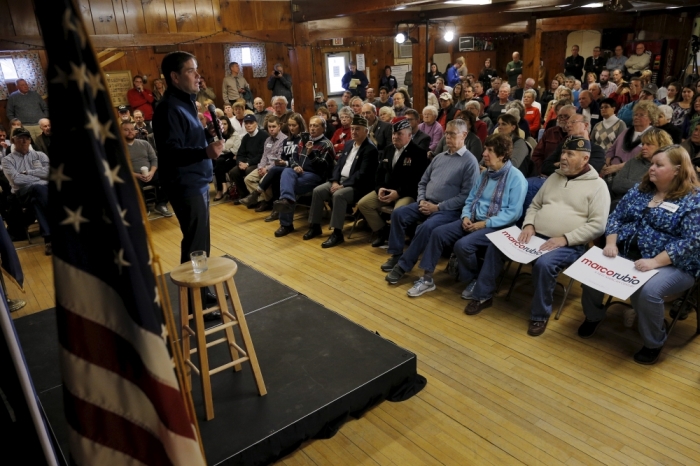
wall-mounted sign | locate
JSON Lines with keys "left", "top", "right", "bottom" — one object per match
{"left": 332, "top": 38, "right": 343, "bottom": 46}
{"left": 104, "top": 70, "right": 132, "bottom": 108}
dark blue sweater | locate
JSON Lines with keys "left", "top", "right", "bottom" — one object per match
{"left": 153, "top": 87, "right": 212, "bottom": 197}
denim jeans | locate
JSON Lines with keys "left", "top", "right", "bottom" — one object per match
{"left": 418, "top": 219, "right": 496, "bottom": 282}
{"left": 581, "top": 266, "right": 695, "bottom": 348}
{"left": 389, "top": 203, "right": 460, "bottom": 272}
{"left": 472, "top": 241, "right": 586, "bottom": 321}
{"left": 258, "top": 165, "right": 286, "bottom": 200}
{"left": 278, "top": 168, "right": 322, "bottom": 227}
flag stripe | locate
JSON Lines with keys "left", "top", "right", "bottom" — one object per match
{"left": 61, "top": 349, "right": 203, "bottom": 465}
{"left": 57, "top": 307, "right": 196, "bottom": 440}
{"left": 54, "top": 256, "right": 178, "bottom": 389}
{"left": 63, "top": 386, "right": 172, "bottom": 466}
{"left": 67, "top": 425, "right": 149, "bottom": 466}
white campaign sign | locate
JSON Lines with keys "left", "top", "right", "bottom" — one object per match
{"left": 563, "top": 247, "right": 658, "bottom": 300}
{"left": 486, "top": 226, "right": 551, "bottom": 264}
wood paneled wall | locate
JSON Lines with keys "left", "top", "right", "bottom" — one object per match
{"left": 541, "top": 31, "right": 570, "bottom": 88}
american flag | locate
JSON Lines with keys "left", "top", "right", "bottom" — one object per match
{"left": 36, "top": 1, "right": 205, "bottom": 464}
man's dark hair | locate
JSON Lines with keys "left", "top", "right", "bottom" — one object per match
{"left": 229, "top": 62, "right": 239, "bottom": 69}
{"left": 458, "top": 110, "right": 476, "bottom": 131}
{"left": 600, "top": 97, "right": 617, "bottom": 109}
{"left": 405, "top": 109, "right": 420, "bottom": 119}
{"left": 379, "top": 86, "right": 389, "bottom": 93}
{"left": 162, "top": 51, "right": 196, "bottom": 87}
{"left": 266, "top": 115, "right": 281, "bottom": 126}
{"left": 120, "top": 120, "right": 135, "bottom": 127}
{"left": 0, "top": 125, "right": 6, "bottom": 133}
{"left": 132, "top": 75, "right": 143, "bottom": 83}
{"left": 484, "top": 133, "right": 513, "bottom": 162}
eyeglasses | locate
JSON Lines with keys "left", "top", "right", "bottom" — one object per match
{"left": 444, "top": 131, "right": 461, "bottom": 137}
{"left": 568, "top": 119, "right": 584, "bottom": 125}
{"left": 557, "top": 114, "right": 571, "bottom": 120}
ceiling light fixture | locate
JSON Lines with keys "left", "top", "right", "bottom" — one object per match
{"left": 394, "top": 5, "right": 406, "bottom": 9}
{"left": 444, "top": 0, "right": 492, "bottom": 5}
{"left": 582, "top": 2, "right": 604, "bottom": 7}
{"left": 444, "top": 30, "right": 454, "bottom": 41}
{"left": 395, "top": 32, "right": 406, "bottom": 44}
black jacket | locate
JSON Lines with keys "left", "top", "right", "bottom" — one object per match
{"left": 584, "top": 56, "right": 607, "bottom": 78}
{"left": 237, "top": 130, "right": 269, "bottom": 165}
{"left": 565, "top": 55, "right": 584, "bottom": 80}
{"left": 330, "top": 138, "right": 379, "bottom": 202}
{"left": 267, "top": 73, "right": 293, "bottom": 105}
{"left": 375, "top": 140, "right": 429, "bottom": 200}
{"left": 660, "top": 123, "right": 682, "bottom": 144}
{"left": 577, "top": 99, "right": 602, "bottom": 130}
{"left": 412, "top": 130, "right": 431, "bottom": 151}
{"left": 370, "top": 119, "right": 393, "bottom": 157}
{"left": 540, "top": 139, "right": 606, "bottom": 176}
{"left": 34, "top": 133, "right": 50, "bottom": 156}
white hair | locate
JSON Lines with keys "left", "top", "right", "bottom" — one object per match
{"left": 523, "top": 89, "right": 537, "bottom": 100}
{"left": 422, "top": 105, "right": 438, "bottom": 118}
{"left": 338, "top": 106, "right": 354, "bottom": 118}
{"left": 658, "top": 104, "right": 673, "bottom": 121}
{"left": 272, "top": 95, "right": 288, "bottom": 105}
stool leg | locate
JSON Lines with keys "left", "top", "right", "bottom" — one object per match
{"left": 193, "top": 287, "right": 215, "bottom": 420}
{"left": 179, "top": 286, "right": 191, "bottom": 391}
{"left": 226, "top": 278, "right": 267, "bottom": 396}
{"left": 214, "top": 281, "right": 242, "bottom": 372}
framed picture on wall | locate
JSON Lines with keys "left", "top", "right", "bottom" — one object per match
{"left": 459, "top": 37, "right": 474, "bottom": 52}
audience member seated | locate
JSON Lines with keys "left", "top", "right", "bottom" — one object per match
{"left": 541, "top": 114, "right": 605, "bottom": 176}
{"left": 117, "top": 105, "right": 134, "bottom": 123}
{"left": 324, "top": 99, "right": 340, "bottom": 132}
{"left": 465, "top": 136, "right": 609, "bottom": 335}
{"left": 618, "top": 83, "right": 658, "bottom": 127}
{"left": 531, "top": 104, "right": 576, "bottom": 175}
{"left": 473, "top": 81, "right": 489, "bottom": 107}
{"left": 464, "top": 101, "right": 488, "bottom": 144}
{"left": 433, "top": 112, "right": 483, "bottom": 163}
{"left": 485, "top": 76, "right": 501, "bottom": 102}
{"left": 540, "top": 80, "right": 559, "bottom": 115}
{"left": 340, "top": 91, "right": 352, "bottom": 109}
{"left": 494, "top": 114, "right": 529, "bottom": 171}
{"left": 348, "top": 97, "right": 364, "bottom": 116}
{"left": 523, "top": 90, "right": 541, "bottom": 137}
{"left": 230, "top": 115, "right": 269, "bottom": 202}
{"left": 361, "top": 103, "right": 392, "bottom": 157}
{"left": 6, "top": 79, "right": 48, "bottom": 141}
{"left": 376, "top": 87, "right": 394, "bottom": 109}
{"left": 379, "top": 106, "right": 396, "bottom": 123}
{"left": 252, "top": 98, "right": 269, "bottom": 127}
{"left": 660, "top": 81, "right": 679, "bottom": 105}
{"left": 357, "top": 119, "right": 429, "bottom": 248}
{"left": 238, "top": 116, "right": 287, "bottom": 212}
{"left": 606, "top": 45, "right": 628, "bottom": 72}
{"left": 452, "top": 83, "right": 466, "bottom": 110}
{"left": 628, "top": 77, "right": 643, "bottom": 103}
{"left": 121, "top": 121, "right": 172, "bottom": 217}
{"left": 303, "top": 115, "right": 378, "bottom": 248}
{"left": 670, "top": 84, "right": 694, "bottom": 131}
{"left": 682, "top": 93, "right": 700, "bottom": 139}
{"left": 591, "top": 98, "right": 627, "bottom": 151}
{"left": 578, "top": 145, "right": 699, "bottom": 365}
{"left": 418, "top": 105, "right": 443, "bottom": 153}
{"left": 487, "top": 83, "right": 511, "bottom": 123}
{"left": 405, "top": 109, "right": 430, "bottom": 151}
{"left": 503, "top": 100, "right": 530, "bottom": 139}
{"left": 656, "top": 105, "right": 682, "bottom": 144}
{"left": 382, "top": 119, "right": 481, "bottom": 284}
{"left": 601, "top": 100, "right": 658, "bottom": 180}
{"left": 598, "top": 70, "right": 617, "bottom": 98}
{"left": 393, "top": 90, "right": 409, "bottom": 117}
{"left": 316, "top": 107, "right": 335, "bottom": 140}
{"left": 681, "top": 123, "right": 700, "bottom": 161}
{"left": 588, "top": 83, "right": 603, "bottom": 103}
{"left": 544, "top": 86, "right": 573, "bottom": 128}
{"left": 364, "top": 88, "right": 375, "bottom": 104}
{"left": 433, "top": 78, "right": 452, "bottom": 99}
{"left": 331, "top": 107, "right": 354, "bottom": 156}
{"left": 610, "top": 127, "right": 673, "bottom": 208}
{"left": 407, "top": 133, "right": 528, "bottom": 298}
{"left": 582, "top": 72, "right": 597, "bottom": 91}
{"left": 33, "top": 118, "right": 51, "bottom": 156}
{"left": 625, "top": 43, "right": 650, "bottom": 76}
{"left": 272, "top": 116, "right": 335, "bottom": 237}
{"left": 437, "top": 93, "right": 460, "bottom": 130}
{"left": 577, "top": 90, "right": 601, "bottom": 129}
{"left": 2, "top": 128, "right": 51, "bottom": 255}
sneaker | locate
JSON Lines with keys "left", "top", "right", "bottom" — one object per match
{"left": 633, "top": 345, "right": 662, "bottom": 365}
{"left": 380, "top": 255, "right": 401, "bottom": 272}
{"left": 461, "top": 280, "right": 477, "bottom": 300}
{"left": 464, "top": 298, "right": 492, "bottom": 315}
{"left": 577, "top": 318, "right": 603, "bottom": 339}
{"left": 407, "top": 278, "right": 436, "bottom": 297}
{"left": 527, "top": 319, "right": 549, "bottom": 337}
{"left": 155, "top": 205, "right": 173, "bottom": 217}
{"left": 385, "top": 265, "right": 406, "bottom": 285}
{"left": 622, "top": 307, "right": 636, "bottom": 328}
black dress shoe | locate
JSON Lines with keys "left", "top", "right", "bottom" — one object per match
{"left": 634, "top": 345, "right": 662, "bottom": 365}
{"left": 255, "top": 200, "right": 272, "bottom": 212}
{"left": 265, "top": 211, "right": 279, "bottom": 222}
{"left": 372, "top": 226, "right": 390, "bottom": 248}
{"left": 273, "top": 199, "right": 296, "bottom": 214}
{"left": 203, "top": 311, "right": 221, "bottom": 322}
{"left": 233, "top": 199, "right": 243, "bottom": 206}
{"left": 322, "top": 232, "right": 344, "bottom": 248}
{"left": 303, "top": 224, "right": 323, "bottom": 240}
{"left": 275, "top": 225, "right": 295, "bottom": 237}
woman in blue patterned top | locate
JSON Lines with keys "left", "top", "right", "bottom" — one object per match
{"left": 578, "top": 145, "right": 700, "bottom": 365}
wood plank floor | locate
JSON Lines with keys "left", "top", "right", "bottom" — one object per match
{"left": 11, "top": 195, "right": 700, "bottom": 466}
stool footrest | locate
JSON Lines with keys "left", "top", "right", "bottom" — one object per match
{"left": 204, "top": 320, "right": 239, "bottom": 336}
{"left": 209, "top": 357, "right": 250, "bottom": 376}
{"left": 185, "top": 359, "right": 200, "bottom": 375}
{"left": 183, "top": 326, "right": 196, "bottom": 337}
{"left": 187, "top": 306, "right": 221, "bottom": 320}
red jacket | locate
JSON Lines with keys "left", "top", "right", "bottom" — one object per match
{"left": 127, "top": 88, "right": 155, "bottom": 120}
{"left": 531, "top": 126, "right": 566, "bottom": 176}
{"left": 474, "top": 120, "right": 487, "bottom": 144}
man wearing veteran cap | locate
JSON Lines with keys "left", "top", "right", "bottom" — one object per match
{"left": 383, "top": 118, "right": 480, "bottom": 283}
{"left": 464, "top": 136, "right": 610, "bottom": 336}
{"left": 303, "top": 115, "right": 379, "bottom": 248}
{"left": 357, "top": 116, "right": 429, "bottom": 248}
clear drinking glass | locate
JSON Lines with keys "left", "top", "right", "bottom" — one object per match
{"left": 190, "top": 250, "right": 208, "bottom": 274}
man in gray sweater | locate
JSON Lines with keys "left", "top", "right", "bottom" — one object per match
{"left": 383, "top": 119, "right": 481, "bottom": 284}
{"left": 6, "top": 79, "right": 48, "bottom": 142}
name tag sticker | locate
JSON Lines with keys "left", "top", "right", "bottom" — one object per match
{"left": 591, "top": 114, "right": 599, "bottom": 119}
{"left": 660, "top": 202, "right": 679, "bottom": 213}
{"left": 526, "top": 111, "right": 534, "bottom": 115}
{"left": 501, "top": 109, "right": 506, "bottom": 113}
{"left": 32, "top": 160, "right": 41, "bottom": 168}
{"left": 266, "top": 143, "right": 273, "bottom": 148}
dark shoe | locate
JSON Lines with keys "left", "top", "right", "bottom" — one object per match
{"left": 464, "top": 298, "right": 492, "bottom": 316}
{"left": 322, "top": 231, "right": 345, "bottom": 248}
{"left": 527, "top": 319, "right": 549, "bottom": 337}
{"left": 155, "top": 204, "right": 173, "bottom": 217}
{"left": 577, "top": 319, "right": 603, "bottom": 339}
{"left": 273, "top": 199, "right": 295, "bottom": 214}
{"left": 385, "top": 265, "right": 406, "bottom": 284}
{"left": 371, "top": 226, "right": 390, "bottom": 248}
{"left": 274, "top": 225, "right": 295, "bottom": 237}
{"left": 44, "top": 242, "right": 52, "bottom": 256}
{"left": 203, "top": 310, "right": 221, "bottom": 322}
{"left": 255, "top": 200, "right": 272, "bottom": 212}
{"left": 670, "top": 295, "right": 695, "bottom": 321}
{"left": 233, "top": 198, "right": 243, "bottom": 206}
{"left": 213, "top": 194, "right": 225, "bottom": 202}
{"left": 240, "top": 191, "right": 260, "bottom": 207}
{"left": 634, "top": 345, "right": 662, "bottom": 365}
{"left": 380, "top": 255, "right": 401, "bottom": 272}
{"left": 264, "top": 211, "right": 279, "bottom": 222}
{"left": 204, "top": 290, "right": 218, "bottom": 306}
{"left": 303, "top": 224, "right": 323, "bottom": 240}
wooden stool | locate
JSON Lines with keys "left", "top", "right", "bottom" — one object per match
{"left": 170, "top": 257, "right": 266, "bottom": 420}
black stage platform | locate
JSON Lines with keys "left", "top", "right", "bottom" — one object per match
{"left": 15, "top": 257, "right": 420, "bottom": 465}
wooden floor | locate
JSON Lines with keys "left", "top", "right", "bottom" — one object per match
{"left": 12, "top": 194, "right": 700, "bottom": 466}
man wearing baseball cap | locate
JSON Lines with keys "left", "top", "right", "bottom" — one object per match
{"left": 303, "top": 114, "right": 378, "bottom": 248}
{"left": 617, "top": 82, "right": 659, "bottom": 127}
{"left": 464, "top": 136, "right": 609, "bottom": 337}
{"left": 437, "top": 93, "right": 460, "bottom": 130}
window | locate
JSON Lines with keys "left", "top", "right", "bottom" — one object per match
{"left": 325, "top": 52, "right": 351, "bottom": 95}
{"left": 241, "top": 47, "right": 252, "bottom": 65}
{"left": 229, "top": 47, "right": 252, "bottom": 66}
{"left": 0, "top": 58, "right": 18, "bottom": 81}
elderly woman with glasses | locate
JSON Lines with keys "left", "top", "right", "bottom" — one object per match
{"left": 578, "top": 145, "right": 700, "bottom": 365}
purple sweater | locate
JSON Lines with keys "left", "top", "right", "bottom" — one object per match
{"left": 605, "top": 127, "right": 644, "bottom": 165}
{"left": 418, "top": 121, "right": 444, "bottom": 152}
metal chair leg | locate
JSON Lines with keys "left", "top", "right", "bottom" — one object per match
{"left": 506, "top": 263, "right": 524, "bottom": 301}
{"left": 554, "top": 277, "right": 575, "bottom": 320}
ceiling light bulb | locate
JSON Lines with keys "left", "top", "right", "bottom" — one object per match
{"left": 582, "top": 2, "right": 604, "bottom": 7}
{"left": 444, "top": 31, "right": 454, "bottom": 42}
{"left": 395, "top": 32, "right": 406, "bottom": 44}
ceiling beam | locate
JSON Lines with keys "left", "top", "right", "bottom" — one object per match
{"left": 292, "top": 0, "right": 443, "bottom": 22}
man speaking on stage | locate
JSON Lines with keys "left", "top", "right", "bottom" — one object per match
{"left": 153, "top": 51, "right": 224, "bottom": 313}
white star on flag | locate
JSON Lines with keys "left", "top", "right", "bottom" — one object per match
{"left": 102, "top": 160, "right": 124, "bottom": 187}
{"left": 154, "top": 286, "right": 161, "bottom": 307}
{"left": 49, "top": 164, "right": 72, "bottom": 191}
{"left": 85, "top": 112, "right": 116, "bottom": 144}
{"left": 50, "top": 66, "right": 69, "bottom": 88}
{"left": 113, "top": 249, "right": 131, "bottom": 274}
{"left": 119, "top": 207, "right": 130, "bottom": 227}
{"left": 60, "top": 206, "right": 89, "bottom": 233}
{"left": 69, "top": 62, "right": 89, "bottom": 92}
{"left": 62, "top": 9, "right": 86, "bottom": 48}
{"left": 87, "top": 70, "right": 105, "bottom": 98}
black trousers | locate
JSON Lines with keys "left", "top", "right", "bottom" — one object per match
{"left": 213, "top": 154, "right": 236, "bottom": 192}
{"left": 228, "top": 165, "right": 256, "bottom": 197}
{"left": 168, "top": 191, "right": 210, "bottom": 265}
{"left": 137, "top": 172, "right": 169, "bottom": 207}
